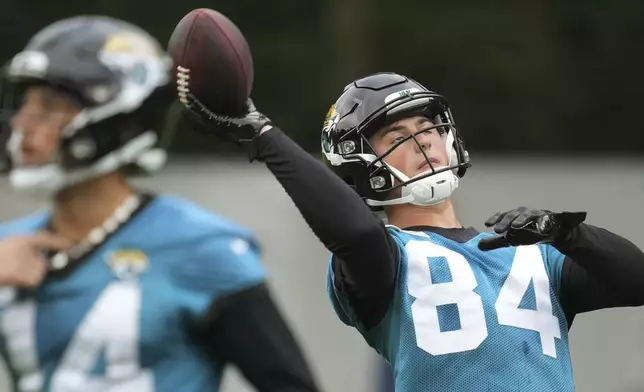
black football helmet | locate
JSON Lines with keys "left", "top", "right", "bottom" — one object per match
{"left": 321, "top": 72, "right": 470, "bottom": 210}
{"left": 0, "top": 15, "right": 173, "bottom": 195}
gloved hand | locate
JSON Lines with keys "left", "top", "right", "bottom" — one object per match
{"left": 478, "top": 206, "right": 587, "bottom": 251}
{"left": 181, "top": 93, "right": 272, "bottom": 160}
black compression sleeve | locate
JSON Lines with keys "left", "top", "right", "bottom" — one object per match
{"left": 556, "top": 223, "right": 644, "bottom": 323}
{"left": 197, "top": 283, "right": 319, "bottom": 392}
{"left": 559, "top": 257, "right": 629, "bottom": 327}
{"left": 254, "top": 127, "right": 398, "bottom": 325}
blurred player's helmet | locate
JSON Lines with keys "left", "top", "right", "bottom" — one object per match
{"left": 321, "top": 72, "right": 470, "bottom": 210}
{"left": 0, "top": 15, "right": 173, "bottom": 196}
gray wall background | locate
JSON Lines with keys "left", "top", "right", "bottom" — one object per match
{"left": 0, "top": 156, "right": 642, "bottom": 392}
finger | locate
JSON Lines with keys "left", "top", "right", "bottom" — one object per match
{"left": 26, "top": 267, "right": 46, "bottom": 287}
{"left": 24, "top": 249, "right": 49, "bottom": 266}
{"left": 22, "top": 273, "right": 44, "bottom": 288}
{"left": 494, "top": 209, "right": 522, "bottom": 233}
{"left": 27, "top": 232, "right": 72, "bottom": 251}
{"left": 484, "top": 212, "right": 504, "bottom": 227}
{"left": 511, "top": 209, "right": 539, "bottom": 229}
{"left": 17, "top": 259, "right": 47, "bottom": 288}
{"left": 478, "top": 235, "right": 510, "bottom": 251}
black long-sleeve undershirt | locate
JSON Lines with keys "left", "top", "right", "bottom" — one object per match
{"left": 197, "top": 283, "right": 319, "bottom": 392}
{"left": 255, "top": 127, "right": 397, "bottom": 300}
{"left": 556, "top": 224, "right": 644, "bottom": 326}
{"left": 255, "top": 127, "right": 644, "bottom": 330}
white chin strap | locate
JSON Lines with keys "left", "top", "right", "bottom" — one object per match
{"left": 8, "top": 131, "right": 166, "bottom": 199}
{"left": 366, "top": 131, "right": 460, "bottom": 208}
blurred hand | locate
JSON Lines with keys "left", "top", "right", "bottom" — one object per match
{"left": 0, "top": 233, "right": 71, "bottom": 288}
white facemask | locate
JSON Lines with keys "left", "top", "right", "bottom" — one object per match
{"left": 365, "top": 131, "right": 461, "bottom": 208}
{"left": 7, "top": 130, "right": 166, "bottom": 199}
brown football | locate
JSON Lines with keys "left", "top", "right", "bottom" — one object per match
{"left": 167, "top": 8, "right": 253, "bottom": 115}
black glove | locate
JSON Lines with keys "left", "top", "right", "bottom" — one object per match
{"left": 478, "top": 207, "right": 587, "bottom": 251}
{"left": 180, "top": 93, "right": 272, "bottom": 161}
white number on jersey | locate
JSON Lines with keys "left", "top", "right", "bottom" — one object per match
{"left": 1, "top": 280, "right": 153, "bottom": 392}
{"left": 495, "top": 245, "right": 561, "bottom": 357}
{"left": 406, "top": 237, "right": 562, "bottom": 358}
{"left": 407, "top": 240, "right": 488, "bottom": 355}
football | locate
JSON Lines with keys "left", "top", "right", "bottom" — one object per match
{"left": 167, "top": 8, "right": 253, "bottom": 116}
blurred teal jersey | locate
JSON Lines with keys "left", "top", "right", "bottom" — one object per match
{"left": 0, "top": 195, "right": 266, "bottom": 392}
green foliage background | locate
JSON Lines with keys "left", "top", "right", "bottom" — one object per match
{"left": 2, "top": 0, "right": 643, "bottom": 155}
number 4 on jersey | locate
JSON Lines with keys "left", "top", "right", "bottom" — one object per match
{"left": 406, "top": 239, "right": 561, "bottom": 358}
{"left": 496, "top": 245, "right": 561, "bottom": 358}
{"left": 2, "top": 281, "right": 153, "bottom": 392}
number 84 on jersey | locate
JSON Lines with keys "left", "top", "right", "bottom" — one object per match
{"left": 406, "top": 239, "right": 562, "bottom": 358}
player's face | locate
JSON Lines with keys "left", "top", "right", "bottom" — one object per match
{"left": 369, "top": 115, "right": 449, "bottom": 178}
{"left": 10, "top": 86, "right": 80, "bottom": 166}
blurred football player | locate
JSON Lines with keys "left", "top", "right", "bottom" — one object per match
{"left": 0, "top": 16, "right": 318, "bottom": 392}
{"left": 182, "top": 72, "right": 644, "bottom": 391}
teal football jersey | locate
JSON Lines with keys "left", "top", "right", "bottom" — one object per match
{"left": 328, "top": 226, "right": 574, "bottom": 392}
{"left": 0, "top": 195, "right": 266, "bottom": 392}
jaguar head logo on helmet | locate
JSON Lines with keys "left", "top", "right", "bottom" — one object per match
{"left": 321, "top": 72, "right": 470, "bottom": 210}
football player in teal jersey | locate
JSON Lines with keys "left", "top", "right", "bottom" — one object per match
{"left": 0, "top": 15, "right": 318, "bottom": 392}
{"left": 183, "top": 72, "right": 644, "bottom": 391}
